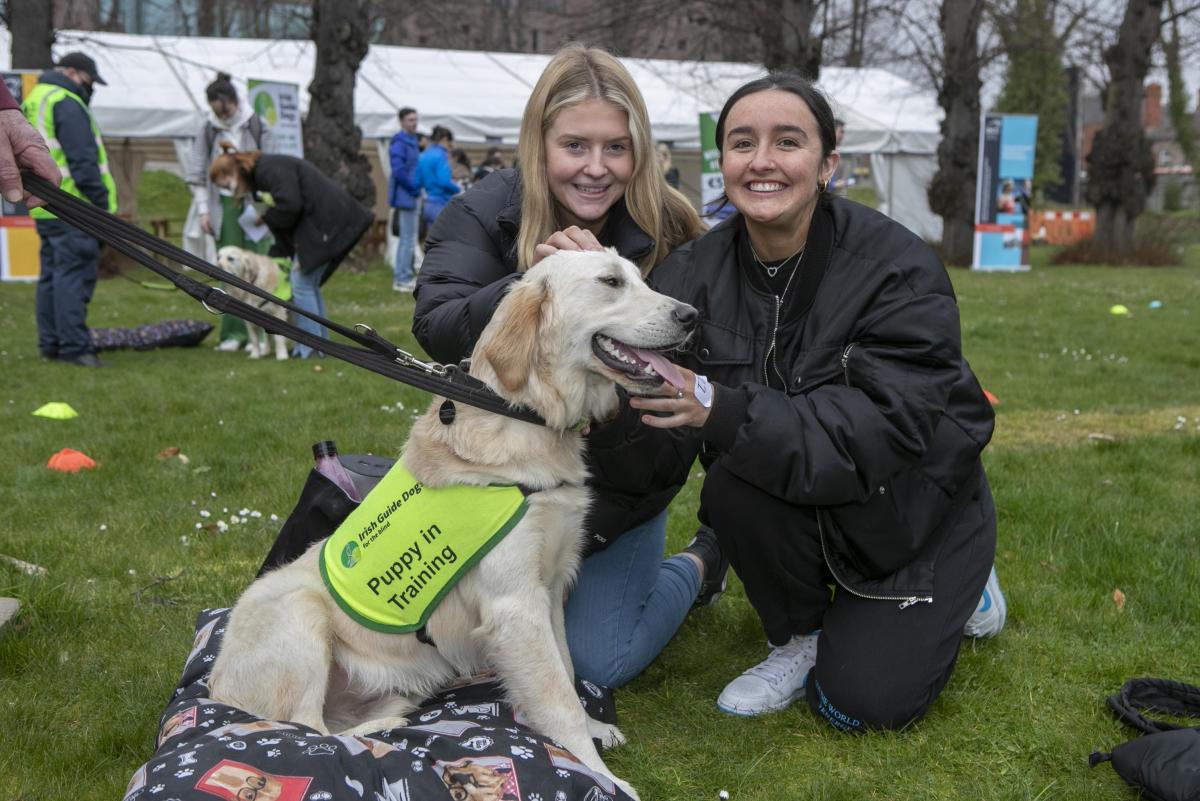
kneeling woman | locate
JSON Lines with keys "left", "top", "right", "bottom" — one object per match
{"left": 629, "top": 74, "right": 1006, "bottom": 730}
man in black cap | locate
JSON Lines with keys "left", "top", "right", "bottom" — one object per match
{"left": 22, "top": 52, "right": 117, "bottom": 367}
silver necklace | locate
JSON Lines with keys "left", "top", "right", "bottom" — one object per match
{"left": 749, "top": 240, "right": 805, "bottom": 278}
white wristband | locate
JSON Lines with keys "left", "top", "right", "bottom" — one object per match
{"left": 693, "top": 374, "right": 713, "bottom": 408}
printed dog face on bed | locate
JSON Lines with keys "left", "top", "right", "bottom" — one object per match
{"left": 475, "top": 248, "right": 696, "bottom": 428}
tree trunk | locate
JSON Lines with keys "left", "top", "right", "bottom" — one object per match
{"left": 927, "top": 0, "right": 984, "bottom": 267}
{"left": 305, "top": 0, "right": 376, "bottom": 210}
{"left": 8, "top": 0, "right": 56, "bottom": 70}
{"left": 760, "top": 0, "right": 821, "bottom": 78}
{"left": 1085, "top": 0, "right": 1163, "bottom": 256}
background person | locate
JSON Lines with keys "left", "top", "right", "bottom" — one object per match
{"left": 416, "top": 125, "right": 461, "bottom": 241}
{"left": 627, "top": 73, "right": 1006, "bottom": 730}
{"left": 388, "top": 106, "right": 421, "bottom": 293}
{"left": 472, "top": 146, "right": 505, "bottom": 183}
{"left": 184, "top": 72, "right": 273, "bottom": 352}
{"left": 412, "top": 44, "right": 718, "bottom": 689}
{"left": 656, "top": 141, "right": 679, "bottom": 188}
{"left": 22, "top": 52, "right": 117, "bottom": 368}
{"left": 209, "top": 149, "right": 372, "bottom": 359}
{"left": 450, "top": 147, "right": 473, "bottom": 190}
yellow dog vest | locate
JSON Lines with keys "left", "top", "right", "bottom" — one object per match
{"left": 319, "top": 463, "right": 528, "bottom": 633}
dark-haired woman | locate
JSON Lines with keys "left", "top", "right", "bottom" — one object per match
{"left": 624, "top": 74, "right": 1007, "bottom": 731}
{"left": 184, "top": 72, "right": 274, "bottom": 352}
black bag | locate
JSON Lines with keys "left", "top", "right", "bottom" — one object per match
{"left": 257, "top": 452, "right": 395, "bottom": 576}
{"left": 1090, "top": 678, "right": 1200, "bottom": 801}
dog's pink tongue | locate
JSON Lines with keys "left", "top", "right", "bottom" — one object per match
{"left": 632, "top": 347, "right": 686, "bottom": 389}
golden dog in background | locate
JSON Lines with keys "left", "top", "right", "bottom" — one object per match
{"left": 215, "top": 245, "right": 290, "bottom": 361}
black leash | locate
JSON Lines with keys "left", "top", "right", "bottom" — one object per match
{"left": 22, "top": 172, "right": 545, "bottom": 426}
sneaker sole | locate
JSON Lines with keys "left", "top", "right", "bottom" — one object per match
{"left": 716, "top": 686, "right": 806, "bottom": 717}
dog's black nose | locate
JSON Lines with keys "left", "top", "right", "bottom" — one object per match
{"left": 673, "top": 303, "right": 698, "bottom": 331}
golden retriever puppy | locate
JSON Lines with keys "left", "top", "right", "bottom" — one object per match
{"left": 209, "top": 248, "right": 697, "bottom": 799}
{"left": 215, "top": 245, "right": 290, "bottom": 361}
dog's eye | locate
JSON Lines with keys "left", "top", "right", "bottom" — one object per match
{"left": 598, "top": 275, "right": 623, "bottom": 288}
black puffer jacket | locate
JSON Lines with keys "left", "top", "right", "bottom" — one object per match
{"left": 650, "top": 196, "right": 996, "bottom": 600}
{"left": 412, "top": 169, "right": 700, "bottom": 552}
{"left": 250, "top": 154, "right": 373, "bottom": 280}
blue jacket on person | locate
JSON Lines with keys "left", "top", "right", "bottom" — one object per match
{"left": 388, "top": 130, "right": 420, "bottom": 210}
{"left": 417, "top": 144, "right": 460, "bottom": 208}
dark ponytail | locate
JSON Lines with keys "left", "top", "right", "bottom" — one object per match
{"left": 205, "top": 72, "right": 238, "bottom": 104}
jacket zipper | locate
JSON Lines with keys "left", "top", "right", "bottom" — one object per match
{"left": 817, "top": 510, "right": 933, "bottom": 610}
{"left": 841, "top": 342, "right": 856, "bottom": 385}
{"left": 763, "top": 265, "right": 800, "bottom": 387}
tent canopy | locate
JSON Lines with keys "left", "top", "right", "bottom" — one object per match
{"left": 2, "top": 28, "right": 940, "bottom": 153}
{"left": 1, "top": 27, "right": 945, "bottom": 239}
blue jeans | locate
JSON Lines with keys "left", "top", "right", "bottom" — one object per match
{"left": 290, "top": 262, "right": 328, "bottom": 358}
{"left": 393, "top": 208, "right": 418, "bottom": 285}
{"left": 564, "top": 511, "right": 701, "bottom": 688}
{"left": 35, "top": 219, "right": 100, "bottom": 358}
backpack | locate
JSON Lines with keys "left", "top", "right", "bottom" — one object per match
{"left": 1090, "top": 678, "right": 1200, "bottom": 801}
{"left": 204, "top": 113, "right": 264, "bottom": 157}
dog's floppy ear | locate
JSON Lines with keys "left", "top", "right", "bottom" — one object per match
{"left": 480, "top": 278, "right": 546, "bottom": 393}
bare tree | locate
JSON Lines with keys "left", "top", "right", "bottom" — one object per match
{"left": 915, "top": 0, "right": 987, "bottom": 266}
{"left": 305, "top": 0, "right": 375, "bottom": 208}
{"left": 1085, "top": 0, "right": 1163, "bottom": 255}
{"left": 5, "top": 0, "right": 56, "bottom": 70}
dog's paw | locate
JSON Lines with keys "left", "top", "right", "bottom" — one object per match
{"left": 247, "top": 349, "right": 262, "bottom": 359}
{"left": 341, "top": 715, "right": 409, "bottom": 737}
{"left": 587, "top": 717, "right": 626, "bottom": 749}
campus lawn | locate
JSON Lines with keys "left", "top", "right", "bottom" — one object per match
{"left": 2, "top": 245, "right": 1198, "bottom": 800}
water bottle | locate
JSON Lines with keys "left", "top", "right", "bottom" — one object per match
{"left": 312, "top": 440, "right": 362, "bottom": 502}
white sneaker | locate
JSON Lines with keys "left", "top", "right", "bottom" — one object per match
{"left": 717, "top": 633, "right": 818, "bottom": 716}
{"left": 393, "top": 280, "right": 416, "bottom": 293}
{"left": 963, "top": 566, "right": 1007, "bottom": 638}
{"left": 214, "top": 338, "right": 242, "bottom": 352}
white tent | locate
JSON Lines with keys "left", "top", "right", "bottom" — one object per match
{"left": 2, "top": 28, "right": 944, "bottom": 240}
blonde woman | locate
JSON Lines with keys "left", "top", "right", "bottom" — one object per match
{"left": 412, "top": 44, "right": 717, "bottom": 689}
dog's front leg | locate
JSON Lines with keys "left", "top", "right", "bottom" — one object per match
{"left": 273, "top": 333, "right": 289, "bottom": 361}
{"left": 480, "top": 595, "right": 639, "bottom": 799}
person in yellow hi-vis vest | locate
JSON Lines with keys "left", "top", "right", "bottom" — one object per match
{"left": 23, "top": 52, "right": 118, "bottom": 368}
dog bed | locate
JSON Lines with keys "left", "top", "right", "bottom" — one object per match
{"left": 91, "top": 319, "right": 214, "bottom": 352}
{"left": 122, "top": 608, "right": 634, "bottom": 801}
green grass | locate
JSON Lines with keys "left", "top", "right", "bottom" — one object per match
{"left": 2, "top": 245, "right": 1199, "bottom": 800}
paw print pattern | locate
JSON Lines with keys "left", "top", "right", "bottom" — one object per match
{"left": 528, "top": 795, "right": 542, "bottom": 801}
{"left": 309, "top": 793, "right": 333, "bottom": 801}
{"left": 556, "top": 770, "right": 571, "bottom": 779}
{"left": 510, "top": 745, "right": 533, "bottom": 759}
{"left": 203, "top": 708, "right": 216, "bottom": 714}
{"left": 202, "top": 655, "right": 215, "bottom": 662}
{"left": 411, "top": 760, "right": 425, "bottom": 773}
{"left": 419, "top": 709, "right": 442, "bottom": 722}
{"left": 257, "top": 737, "right": 282, "bottom": 746}
{"left": 149, "top": 785, "right": 165, "bottom": 794}
{"left": 410, "top": 747, "right": 430, "bottom": 758}
{"left": 267, "top": 749, "right": 281, "bottom": 757}
{"left": 556, "top": 792, "right": 568, "bottom": 801}
{"left": 152, "top": 763, "right": 166, "bottom": 772}
{"left": 174, "top": 769, "right": 194, "bottom": 779}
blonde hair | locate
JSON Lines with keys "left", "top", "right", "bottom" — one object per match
{"left": 516, "top": 44, "right": 701, "bottom": 274}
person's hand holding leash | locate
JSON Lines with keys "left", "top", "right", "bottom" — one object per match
{"left": 0, "top": 109, "right": 59, "bottom": 208}
{"left": 629, "top": 364, "right": 714, "bottom": 429}
{"left": 532, "top": 225, "right": 604, "bottom": 264}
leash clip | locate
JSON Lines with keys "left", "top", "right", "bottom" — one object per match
{"left": 394, "top": 348, "right": 448, "bottom": 377}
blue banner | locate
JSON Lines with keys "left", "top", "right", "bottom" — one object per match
{"left": 973, "top": 113, "right": 1038, "bottom": 271}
